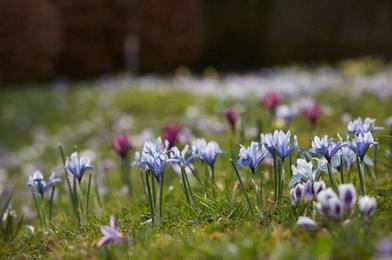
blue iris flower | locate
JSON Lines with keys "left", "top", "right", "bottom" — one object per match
{"left": 348, "top": 132, "right": 377, "bottom": 161}
{"left": 261, "top": 130, "right": 298, "bottom": 161}
{"left": 309, "top": 135, "right": 344, "bottom": 163}
{"left": 27, "top": 170, "right": 61, "bottom": 197}
{"left": 236, "top": 141, "right": 267, "bottom": 174}
{"left": 66, "top": 152, "right": 93, "bottom": 183}
{"left": 347, "top": 117, "right": 383, "bottom": 135}
{"left": 136, "top": 138, "right": 178, "bottom": 181}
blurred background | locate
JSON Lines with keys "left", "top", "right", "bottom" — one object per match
{"left": 1, "top": 0, "right": 392, "bottom": 83}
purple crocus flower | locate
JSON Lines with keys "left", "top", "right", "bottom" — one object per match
{"left": 27, "top": 170, "right": 61, "bottom": 197}
{"left": 236, "top": 142, "right": 267, "bottom": 175}
{"left": 296, "top": 216, "right": 317, "bottom": 230}
{"left": 97, "top": 215, "right": 130, "bottom": 247}
{"left": 338, "top": 184, "right": 357, "bottom": 212}
{"left": 290, "top": 183, "right": 305, "bottom": 205}
{"left": 347, "top": 117, "right": 383, "bottom": 135}
{"left": 359, "top": 196, "right": 377, "bottom": 221}
{"left": 348, "top": 132, "right": 377, "bottom": 161}
{"left": 66, "top": 152, "right": 93, "bottom": 183}
{"left": 377, "top": 237, "right": 392, "bottom": 260}
{"left": 113, "top": 133, "right": 131, "bottom": 158}
{"left": 329, "top": 197, "right": 344, "bottom": 219}
{"left": 261, "top": 130, "right": 298, "bottom": 161}
{"left": 223, "top": 108, "right": 237, "bottom": 132}
{"left": 163, "top": 123, "right": 182, "bottom": 148}
{"left": 262, "top": 92, "right": 282, "bottom": 112}
{"left": 303, "top": 179, "right": 326, "bottom": 201}
{"left": 303, "top": 102, "right": 321, "bottom": 125}
{"left": 313, "top": 180, "right": 326, "bottom": 196}
{"left": 316, "top": 188, "right": 339, "bottom": 216}
{"left": 310, "top": 135, "right": 344, "bottom": 163}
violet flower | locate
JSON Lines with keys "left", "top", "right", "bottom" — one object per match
{"left": 97, "top": 215, "right": 130, "bottom": 247}
{"left": 163, "top": 123, "right": 182, "bottom": 148}
{"left": 290, "top": 183, "right": 304, "bottom": 205}
{"left": 316, "top": 188, "right": 343, "bottom": 219}
{"left": 296, "top": 216, "right": 317, "bottom": 230}
{"left": 113, "top": 133, "right": 131, "bottom": 158}
{"left": 338, "top": 184, "right": 356, "bottom": 212}
{"left": 303, "top": 102, "right": 321, "bottom": 125}
{"left": 359, "top": 196, "right": 377, "bottom": 221}
{"left": 262, "top": 92, "right": 282, "bottom": 112}
{"left": 223, "top": 108, "right": 237, "bottom": 132}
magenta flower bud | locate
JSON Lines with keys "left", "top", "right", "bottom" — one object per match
{"left": 223, "top": 108, "right": 237, "bottom": 132}
{"left": 113, "top": 134, "right": 131, "bottom": 158}
{"left": 261, "top": 92, "right": 282, "bottom": 112}
{"left": 303, "top": 102, "right": 321, "bottom": 125}
{"left": 163, "top": 123, "right": 182, "bottom": 148}
{"left": 338, "top": 184, "right": 357, "bottom": 212}
{"left": 359, "top": 196, "right": 377, "bottom": 221}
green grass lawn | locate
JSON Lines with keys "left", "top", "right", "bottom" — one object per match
{"left": 0, "top": 83, "right": 391, "bottom": 259}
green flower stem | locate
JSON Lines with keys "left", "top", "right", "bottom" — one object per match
{"left": 230, "top": 160, "right": 254, "bottom": 214}
{"left": 58, "top": 144, "right": 80, "bottom": 222}
{"left": 32, "top": 191, "right": 44, "bottom": 230}
{"left": 183, "top": 168, "right": 194, "bottom": 205}
{"left": 327, "top": 162, "right": 338, "bottom": 193}
{"left": 180, "top": 165, "right": 191, "bottom": 204}
{"left": 151, "top": 174, "right": 157, "bottom": 212}
{"left": 340, "top": 155, "right": 344, "bottom": 184}
{"left": 86, "top": 173, "right": 92, "bottom": 219}
{"left": 273, "top": 153, "right": 278, "bottom": 205}
{"left": 356, "top": 157, "right": 367, "bottom": 195}
{"left": 144, "top": 171, "right": 155, "bottom": 224}
{"left": 120, "top": 157, "right": 132, "bottom": 195}
{"left": 157, "top": 173, "right": 165, "bottom": 225}
{"left": 373, "top": 143, "right": 378, "bottom": 177}
{"left": 189, "top": 166, "right": 203, "bottom": 186}
{"left": 49, "top": 186, "right": 55, "bottom": 221}
{"left": 277, "top": 158, "right": 284, "bottom": 204}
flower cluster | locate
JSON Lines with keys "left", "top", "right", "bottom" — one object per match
{"left": 135, "top": 138, "right": 176, "bottom": 181}
{"left": 316, "top": 185, "right": 376, "bottom": 220}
